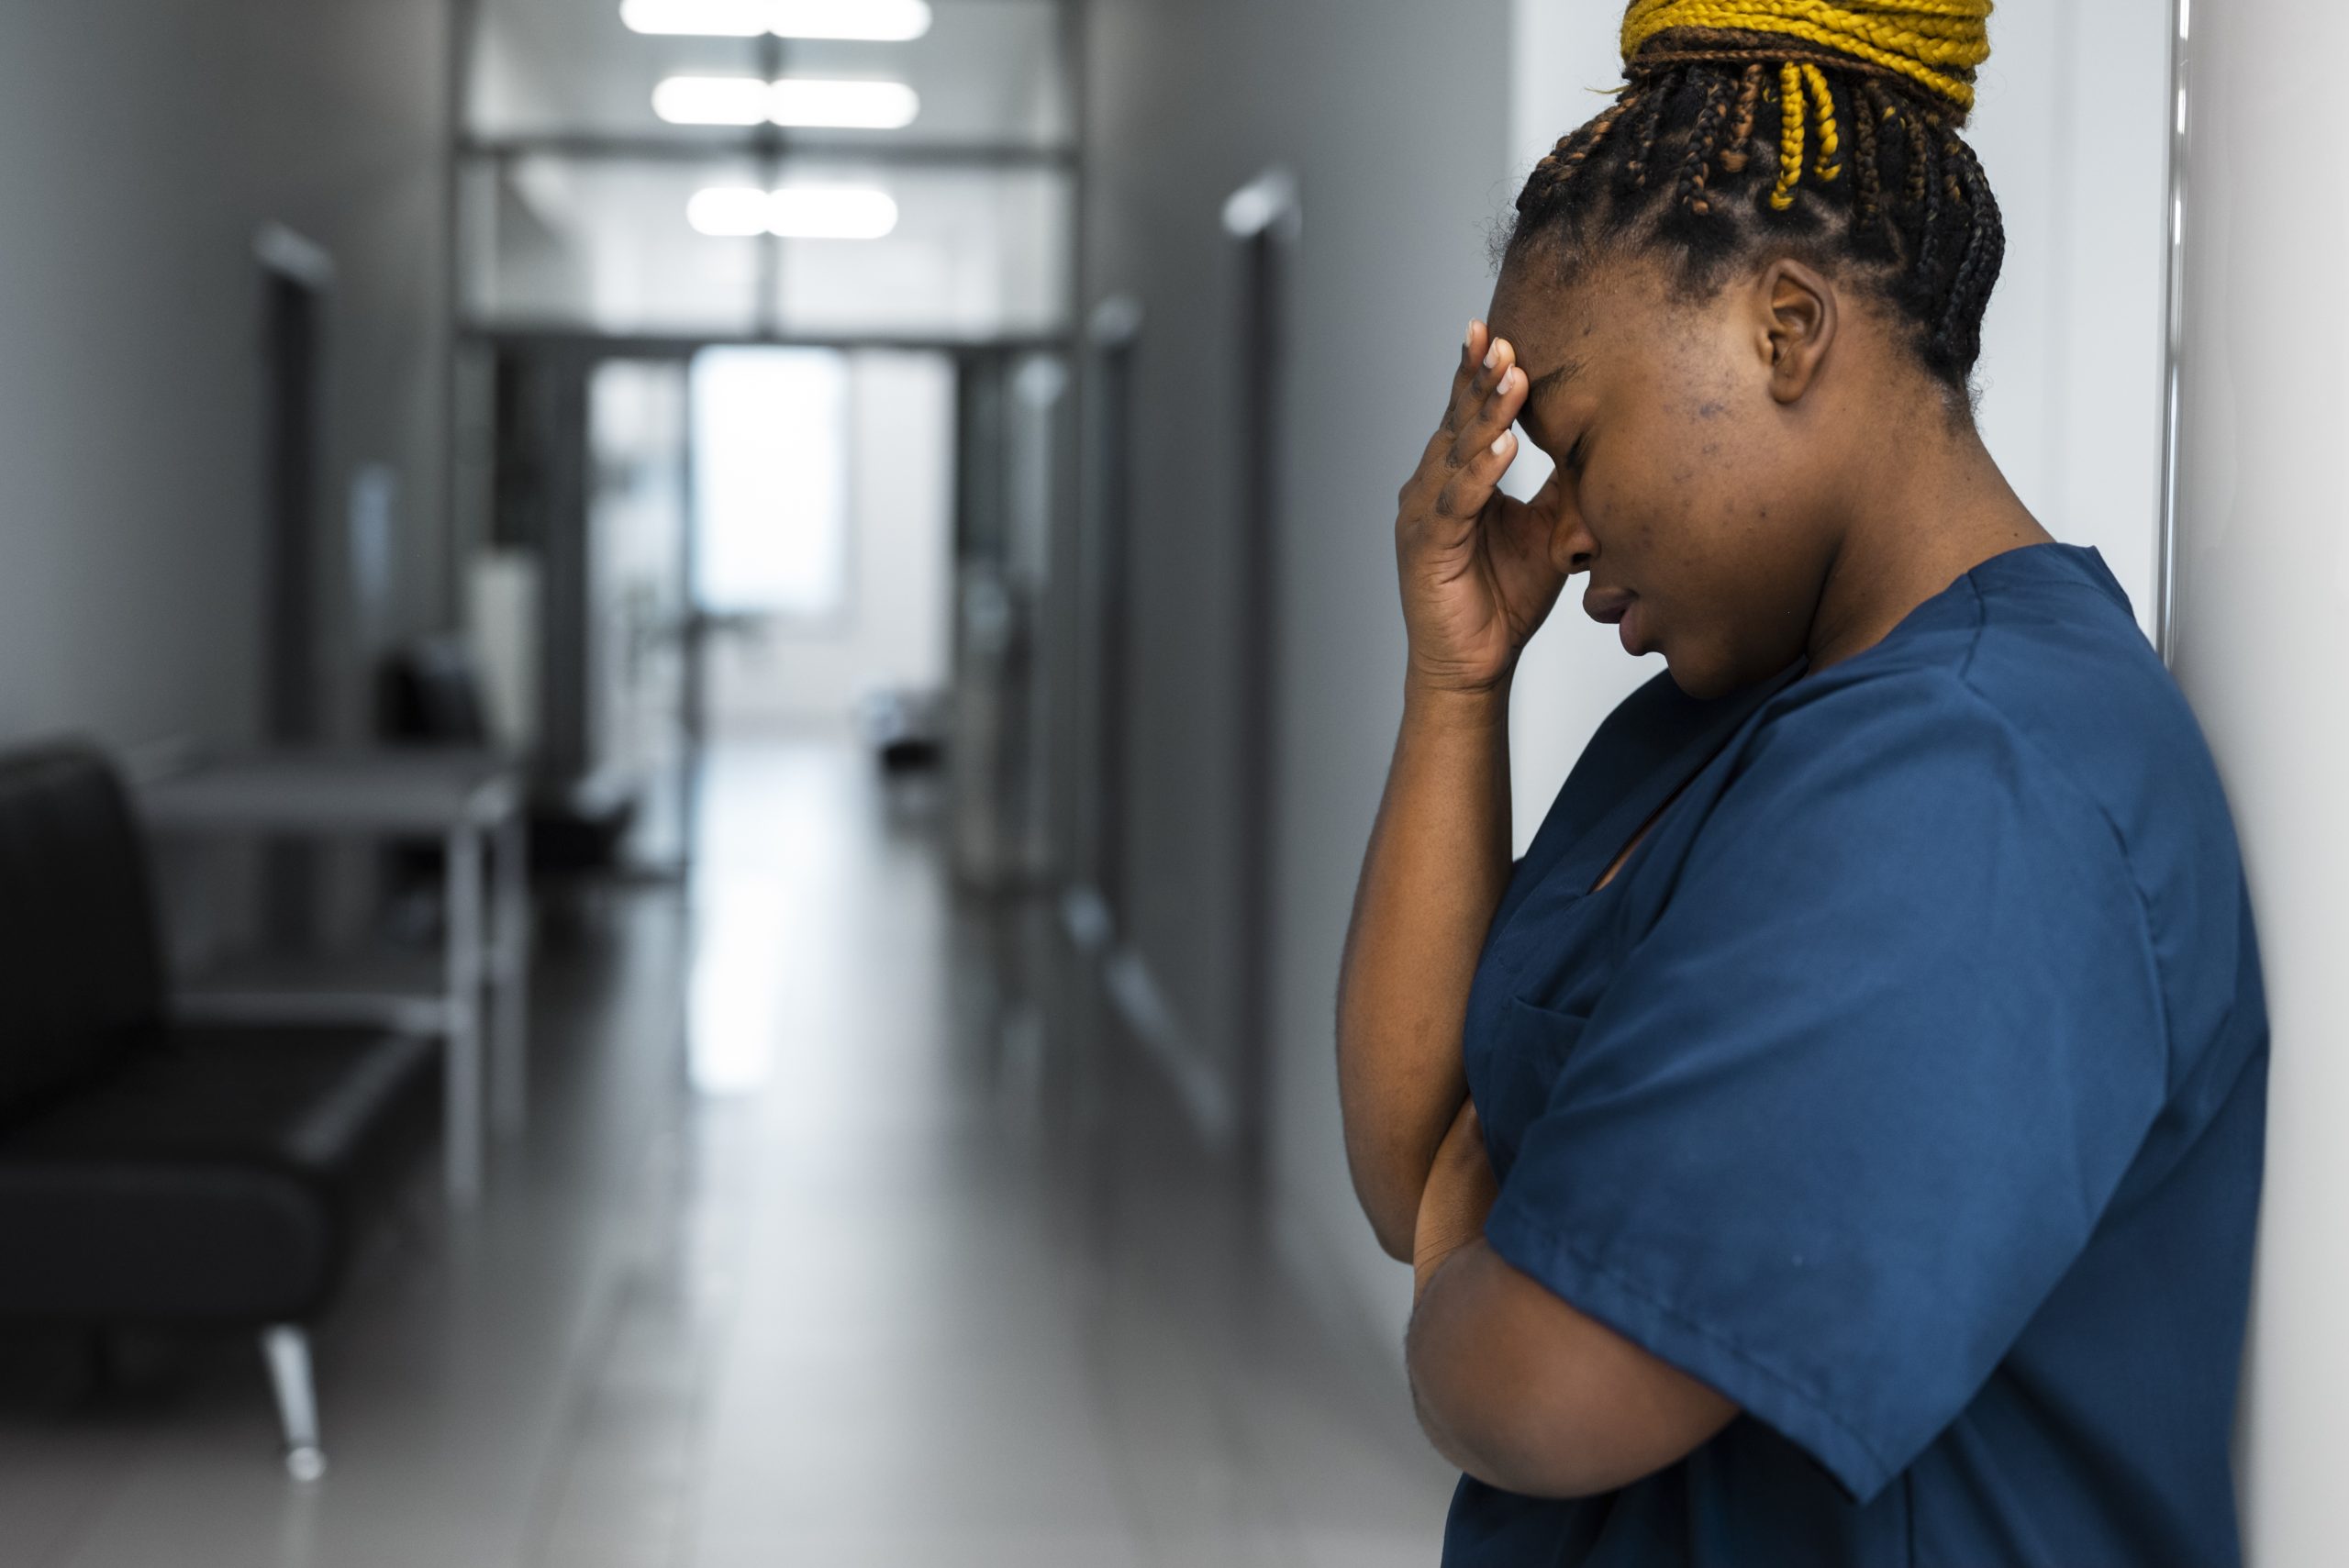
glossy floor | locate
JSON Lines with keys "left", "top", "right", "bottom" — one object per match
{"left": 0, "top": 738, "right": 1454, "bottom": 1567}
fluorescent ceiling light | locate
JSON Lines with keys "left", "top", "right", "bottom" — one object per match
{"left": 687, "top": 185, "right": 900, "bottom": 240}
{"left": 622, "top": 0, "right": 767, "bottom": 36}
{"left": 652, "top": 76, "right": 771, "bottom": 126}
{"left": 770, "top": 0, "right": 931, "bottom": 40}
{"left": 655, "top": 76, "right": 920, "bottom": 129}
{"left": 769, "top": 185, "right": 899, "bottom": 239}
{"left": 686, "top": 186, "right": 776, "bottom": 237}
{"left": 769, "top": 79, "right": 919, "bottom": 129}
{"left": 623, "top": 0, "right": 933, "bottom": 41}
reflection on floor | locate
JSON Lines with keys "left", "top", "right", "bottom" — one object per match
{"left": 0, "top": 738, "right": 1454, "bottom": 1567}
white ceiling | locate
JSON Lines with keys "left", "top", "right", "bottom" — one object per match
{"left": 468, "top": 0, "right": 1072, "bottom": 145}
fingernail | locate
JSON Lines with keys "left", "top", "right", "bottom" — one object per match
{"left": 1491, "top": 430, "right": 1513, "bottom": 456}
{"left": 1483, "top": 339, "right": 1502, "bottom": 370}
{"left": 1466, "top": 320, "right": 1479, "bottom": 350}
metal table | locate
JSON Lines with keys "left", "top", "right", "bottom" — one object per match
{"left": 135, "top": 749, "right": 530, "bottom": 1205}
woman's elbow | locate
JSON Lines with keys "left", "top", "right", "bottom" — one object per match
{"left": 1345, "top": 1151, "right": 1423, "bottom": 1262}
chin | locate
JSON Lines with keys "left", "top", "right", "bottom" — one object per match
{"left": 1666, "top": 665, "right": 1738, "bottom": 701}
{"left": 1663, "top": 647, "right": 1742, "bottom": 701}
{"left": 1665, "top": 634, "right": 1798, "bottom": 701}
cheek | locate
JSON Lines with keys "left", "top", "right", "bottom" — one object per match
{"left": 1600, "top": 404, "right": 1740, "bottom": 534}
{"left": 1594, "top": 464, "right": 1756, "bottom": 591}
{"left": 1680, "top": 500, "right": 1809, "bottom": 644}
{"left": 1651, "top": 424, "right": 1786, "bottom": 578}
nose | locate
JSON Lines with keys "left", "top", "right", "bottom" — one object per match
{"left": 1548, "top": 488, "right": 1598, "bottom": 577}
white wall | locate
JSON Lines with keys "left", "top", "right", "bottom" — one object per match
{"left": 1502, "top": 0, "right": 2172, "bottom": 852}
{"left": 2166, "top": 4, "right": 2349, "bottom": 1563}
{"left": 1967, "top": 0, "right": 2170, "bottom": 639}
{"left": 1083, "top": 0, "right": 1521, "bottom": 1359}
{"left": 704, "top": 351, "right": 955, "bottom": 732}
{"left": 0, "top": 1, "right": 451, "bottom": 751}
{"left": 1505, "top": 2, "right": 1670, "bottom": 855}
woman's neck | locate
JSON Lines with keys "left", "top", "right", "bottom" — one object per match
{"left": 1804, "top": 422, "right": 2053, "bottom": 674}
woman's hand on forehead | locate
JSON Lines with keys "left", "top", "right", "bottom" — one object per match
{"left": 1388, "top": 319, "right": 1573, "bottom": 696}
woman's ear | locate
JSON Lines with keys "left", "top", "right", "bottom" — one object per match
{"left": 1754, "top": 259, "right": 1838, "bottom": 406}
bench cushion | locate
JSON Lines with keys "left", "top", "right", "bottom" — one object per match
{"left": 0, "top": 746, "right": 166, "bottom": 1119}
{"left": 0, "top": 1024, "right": 438, "bottom": 1323}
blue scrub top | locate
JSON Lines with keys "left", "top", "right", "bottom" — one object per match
{"left": 1446, "top": 544, "right": 2266, "bottom": 1568}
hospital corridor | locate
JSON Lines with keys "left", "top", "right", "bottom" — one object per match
{"left": 3, "top": 0, "right": 2349, "bottom": 1565}
{"left": 0, "top": 737, "right": 1452, "bottom": 1564}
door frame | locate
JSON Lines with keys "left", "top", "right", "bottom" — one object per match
{"left": 1221, "top": 170, "right": 1301, "bottom": 1181}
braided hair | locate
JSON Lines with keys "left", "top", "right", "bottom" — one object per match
{"left": 1511, "top": 3, "right": 2004, "bottom": 392}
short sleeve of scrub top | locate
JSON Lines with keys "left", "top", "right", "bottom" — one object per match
{"left": 1481, "top": 665, "right": 2168, "bottom": 1502}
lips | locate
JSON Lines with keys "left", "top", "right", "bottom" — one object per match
{"left": 1584, "top": 588, "right": 1645, "bottom": 656}
{"left": 1584, "top": 589, "right": 1632, "bottom": 626}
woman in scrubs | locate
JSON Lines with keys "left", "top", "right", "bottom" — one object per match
{"left": 1336, "top": 5, "right": 2267, "bottom": 1564}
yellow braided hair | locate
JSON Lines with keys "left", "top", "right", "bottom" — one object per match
{"left": 1511, "top": 0, "right": 2007, "bottom": 380}
{"left": 1622, "top": 0, "right": 1987, "bottom": 213}
{"left": 1802, "top": 63, "right": 1842, "bottom": 181}
{"left": 1769, "top": 62, "right": 1804, "bottom": 210}
{"left": 1621, "top": 1, "right": 1991, "bottom": 112}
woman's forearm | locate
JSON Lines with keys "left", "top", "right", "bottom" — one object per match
{"left": 1337, "top": 673, "right": 1517, "bottom": 1260}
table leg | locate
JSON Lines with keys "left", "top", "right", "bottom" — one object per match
{"left": 443, "top": 824, "right": 484, "bottom": 1205}
{"left": 492, "top": 805, "right": 530, "bottom": 1137}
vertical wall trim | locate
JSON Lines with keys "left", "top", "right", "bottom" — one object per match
{"left": 443, "top": 0, "right": 480, "bottom": 628}
{"left": 2154, "top": 0, "right": 2192, "bottom": 663}
{"left": 1222, "top": 168, "right": 1299, "bottom": 1188}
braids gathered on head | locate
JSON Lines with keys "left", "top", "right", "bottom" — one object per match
{"left": 1769, "top": 62, "right": 1806, "bottom": 211}
{"left": 1621, "top": 0, "right": 1992, "bottom": 113}
{"left": 1675, "top": 69, "right": 1734, "bottom": 217}
{"left": 1510, "top": 0, "right": 2003, "bottom": 390}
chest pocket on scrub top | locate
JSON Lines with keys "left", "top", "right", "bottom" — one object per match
{"left": 1481, "top": 995, "right": 1587, "bottom": 1173}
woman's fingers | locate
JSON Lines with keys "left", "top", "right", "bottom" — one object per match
{"left": 1391, "top": 324, "right": 1563, "bottom": 694}
{"left": 1435, "top": 340, "right": 1527, "bottom": 516}
{"left": 1451, "top": 342, "right": 1525, "bottom": 457}
{"left": 1443, "top": 324, "right": 1517, "bottom": 437}
{"left": 1433, "top": 424, "right": 1518, "bottom": 522}
{"left": 1441, "top": 319, "right": 1487, "bottom": 428}
{"left": 1412, "top": 330, "right": 1522, "bottom": 506}
{"left": 1402, "top": 325, "right": 1531, "bottom": 550}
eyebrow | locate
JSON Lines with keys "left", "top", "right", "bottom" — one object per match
{"left": 1525, "top": 357, "right": 1586, "bottom": 402}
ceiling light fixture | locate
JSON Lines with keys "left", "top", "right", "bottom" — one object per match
{"left": 686, "top": 185, "right": 900, "bottom": 240}
{"left": 652, "top": 76, "right": 772, "bottom": 126}
{"left": 768, "top": 79, "right": 919, "bottom": 129}
{"left": 622, "top": 0, "right": 933, "bottom": 41}
{"left": 686, "top": 186, "right": 779, "bottom": 237}
{"left": 654, "top": 76, "right": 920, "bottom": 129}
{"left": 768, "top": 185, "right": 898, "bottom": 238}
{"left": 770, "top": 0, "right": 931, "bottom": 39}
{"left": 621, "top": 0, "right": 766, "bottom": 36}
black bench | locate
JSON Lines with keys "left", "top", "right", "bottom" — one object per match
{"left": 0, "top": 743, "right": 440, "bottom": 1478}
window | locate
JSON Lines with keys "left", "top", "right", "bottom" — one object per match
{"left": 689, "top": 346, "right": 851, "bottom": 618}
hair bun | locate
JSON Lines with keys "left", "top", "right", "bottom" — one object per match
{"left": 1620, "top": 0, "right": 1993, "bottom": 116}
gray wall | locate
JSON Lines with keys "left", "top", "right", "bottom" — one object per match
{"left": 0, "top": 0, "right": 452, "bottom": 750}
{"left": 1081, "top": 0, "right": 1515, "bottom": 1351}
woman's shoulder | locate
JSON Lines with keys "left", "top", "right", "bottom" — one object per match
{"left": 1739, "top": 548, "right": 2240, "bottom": 906}
{"left": 1759, "top": 544, "right": 2189, "bottom": 758}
